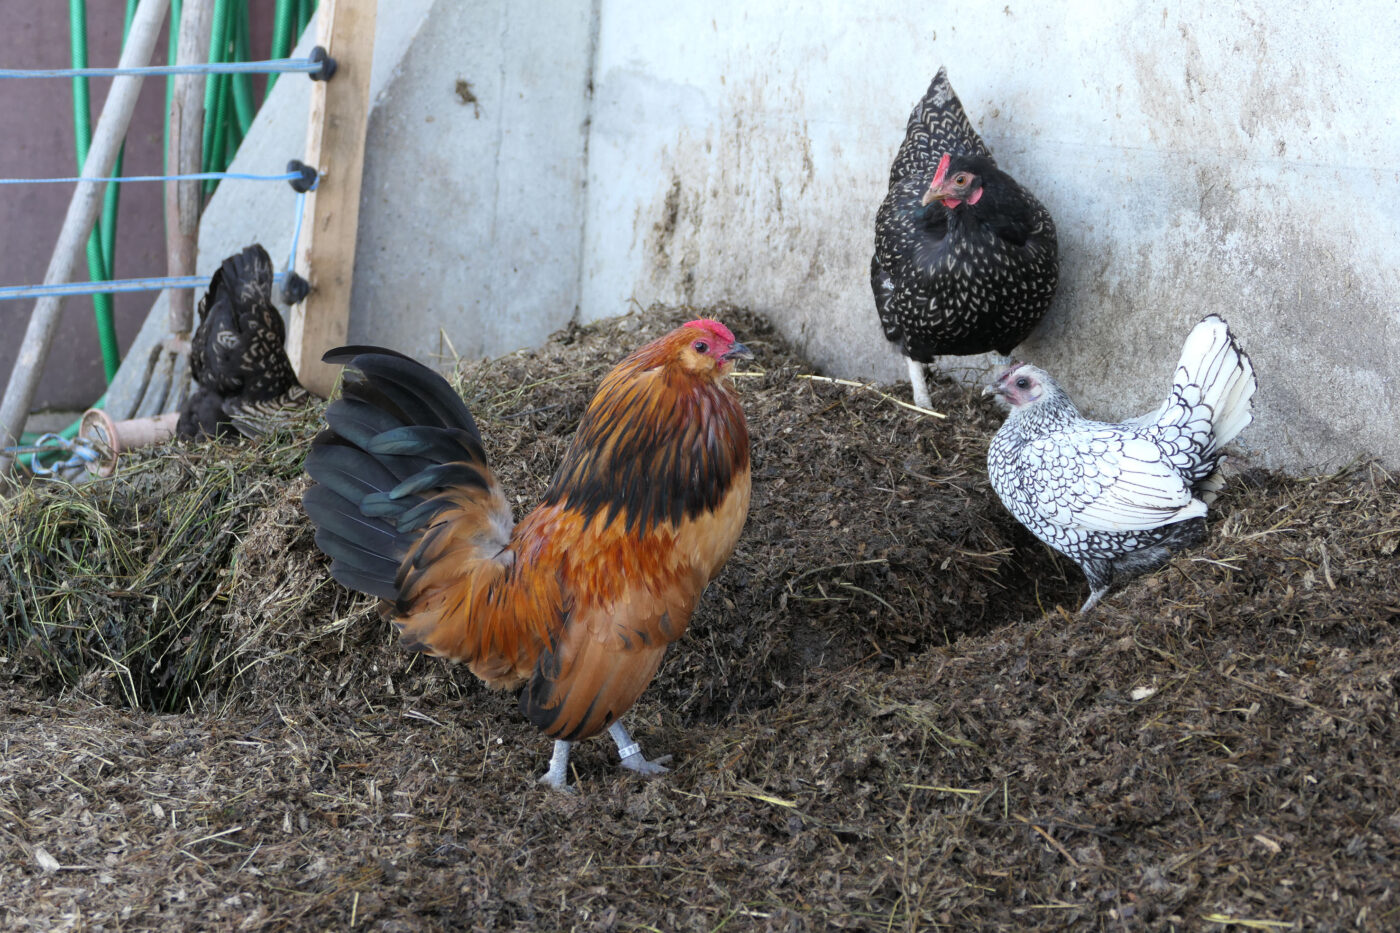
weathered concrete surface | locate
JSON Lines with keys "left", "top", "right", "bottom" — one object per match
{"left": 107, "top": 0, "right": 1398, "bottom": 472}
{"left": 581, "top": 0, "right": 1399, "bottom": 471}
{"left": 348, "top": 0, "right": 595, "bottom": 361}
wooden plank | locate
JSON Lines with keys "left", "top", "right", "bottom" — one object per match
{"left": 164, "top": 0, "right": 214, "bottom": 338}
{"left": 285, "top": 0, "right": 378, "bottom": 398}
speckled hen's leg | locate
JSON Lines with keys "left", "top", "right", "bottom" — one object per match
{"left": 907, "top": 357, "right": 933, "bottom": 410}
{"left": 539, "top": 739, "right": 575, "bottom": 792}
{"left": 610, "top": 720, "right": 671, "bottom": 777}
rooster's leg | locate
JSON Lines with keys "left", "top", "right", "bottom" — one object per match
{"left": 539, "top": 739, "right": 574, "bottom": 791}
{"left": 609, "top": 720, "right": 671, "bottom": 777}
{"left": 906, "top": 358, "right": 933, "bottom": 410}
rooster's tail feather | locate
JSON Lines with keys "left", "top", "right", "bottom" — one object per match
{"left": 303, "top": 347, "right": 511, "bottom": 610}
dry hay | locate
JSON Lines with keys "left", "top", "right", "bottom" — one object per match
{"left": 0, "top": 306, "right": 1062, "bottom": 718}
{"left": 1, "top": 305, "right": 1398, "bottom": 931}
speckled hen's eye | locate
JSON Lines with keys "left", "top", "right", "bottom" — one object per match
{"left": 693, "top": 340, "right": 709, "bottom": 354}
{"left": 954, "top": 173, "right": 971, "bottom": 186}
{"left": 1015, "top": 376, "right": 1030, "bottom": 390}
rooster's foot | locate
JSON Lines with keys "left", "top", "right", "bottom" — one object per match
{"left": 610, "top": 720, "right": 671, "bottom": 777}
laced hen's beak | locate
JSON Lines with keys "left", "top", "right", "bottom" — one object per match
{"left": 722, "top": 343, "right": 754, "bottom": 361}
{"left": 984, "top": 361, "right": 1025, "bottom": 398}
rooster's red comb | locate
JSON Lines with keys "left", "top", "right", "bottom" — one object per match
{"left": 683, "top": 319, "right": 736, "bottom": 345}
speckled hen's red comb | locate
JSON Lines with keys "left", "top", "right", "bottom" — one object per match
{"left": 683, "top": 319, "right": 736, "bottom": 344}
{"left": 930, "top": 152, "right": 952, "bottom": 188}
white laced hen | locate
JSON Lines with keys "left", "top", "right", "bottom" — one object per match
{"left": 985, "top": 315, "right": 1257, "bottom": 613}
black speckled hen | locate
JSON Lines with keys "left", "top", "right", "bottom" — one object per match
{"left": 872, "top": 67, "right": 1059, "bottom": 409}
{"left": 176, "top": 244, "right": 308, "bottom": 439}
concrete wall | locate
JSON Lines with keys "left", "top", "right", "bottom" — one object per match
{"left": 349, "top": 0, "right": 595, "bottom": 361}
{"left": 579, "top": 0, "right": 1399, "bottom": 472}
{"left": 172, "top": 0, "right": 594, "bottom": 368}
{"left": 109, "top": 0, "right": 1399, "bottom": 473}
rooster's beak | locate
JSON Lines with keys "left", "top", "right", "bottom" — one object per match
{"left": 722, "top": 343, "right": 754, "bottom": 361}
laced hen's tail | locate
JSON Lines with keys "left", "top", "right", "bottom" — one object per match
{"left": 890, "top": 67, "right": 991, "bottom": 185}
{"left": 1147, "top": 315, "right": 1257, "bottom": 498}
{"left": 302, "top": 347, "right": 513, "bottom": 617}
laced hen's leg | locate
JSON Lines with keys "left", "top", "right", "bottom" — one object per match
{"left": 539, "top": 739, "right": 575, "bottom": 792}
{"left": 1077, "top": 560, "right": 1112, "bottom": 615}
{"left": 907, "top": 357, "right": 933, "bottom": 410}
{"left": 1077, "top": 587, "right": 1109, "bottom": 615}
{"left": 610, "top": 720, "right": 671, "bottom": 777}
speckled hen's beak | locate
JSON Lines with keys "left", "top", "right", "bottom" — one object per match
{"left": 921, "top": 184, "right": 949, "bottom": 207}
{"left": 722, "top": 343, "right": 754, "bottom": 361}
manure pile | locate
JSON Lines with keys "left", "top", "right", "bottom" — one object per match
{"left": 1, "top": 306, "right": 1397, "bottom": 931}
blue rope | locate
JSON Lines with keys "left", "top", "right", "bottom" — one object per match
{"left": 0, "top": 169, "right": 303, "bottom": 186}
{"left": 0, "top": 57, "right": 324, "bottom": 79}
{"left": 286, "top": 189, "right": 309, "bottom": 272}
{"left": 1, "top": 272, "right": 291, "bottom": 302}
{"left": 6, "top": 434, "right": 105, "bottom": 478}
{"left": 2, "top": 173, "right": 316, "bottom": 302}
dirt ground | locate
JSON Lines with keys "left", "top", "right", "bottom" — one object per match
{"left": 2, "top": 307, "right": 1398, "bottom": 931}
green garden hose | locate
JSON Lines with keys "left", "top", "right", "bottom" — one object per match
{"left": 229, "top": 2, "right": 255, "bottom": 136}
{"left": 265, "top": 0, "right": 297, "bottom": 97}
{"left": 164, "top": 0, "right": 183, "bottom": 174}
{"left": 69, "top": 0, "right": 126, "bottom": 382}
{"left": 201, "top": 0, "right": 231, "bottom": 192}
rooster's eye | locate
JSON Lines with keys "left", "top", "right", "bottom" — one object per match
{"left": 693, "top": 341, "right": 709, "bottom": 354}
{"left": 1015, "top": 377, "right": 1030, "bottom": 390}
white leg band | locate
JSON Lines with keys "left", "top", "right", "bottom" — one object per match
{"left": 609, "top": 720, "right": 641, "bottom": 760}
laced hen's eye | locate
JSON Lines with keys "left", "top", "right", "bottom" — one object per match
{"left": 693, "top": 340, "right": 709, "bottom": 354}
{"left": 1015, "top": 376, "right": 1031, "bottom": 390}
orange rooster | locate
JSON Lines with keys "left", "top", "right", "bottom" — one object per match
{"left": 302, "top": 320, "right": 752, "bottom": 789}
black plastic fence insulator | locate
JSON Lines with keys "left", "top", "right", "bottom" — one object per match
{"left": 309, "top": 46, "right": 337, "bottom": 81}
{"left": 286, "top": 160, "right": 318, "bottom": 193}
{"left": 281, "top": 270, "right": 311, "bottom": 305}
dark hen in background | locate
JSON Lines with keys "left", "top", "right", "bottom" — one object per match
{"left": 872, "top": 68, "right": 1059, "bottom": 408}
{"left": 176, "top": 244, "right": 307, "bottom": 439}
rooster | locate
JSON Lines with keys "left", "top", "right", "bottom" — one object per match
{"left": 984, "top": 315, "right": 1256, "bottom": 613}
{"left": 872, "top": 67, "right": 1058, "bottom": 409}
{"left": 176, "top": 244, "right": 307, "bottom": 439}
{"left": 302, "top": 320, "right": 753, "bottom": 789}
